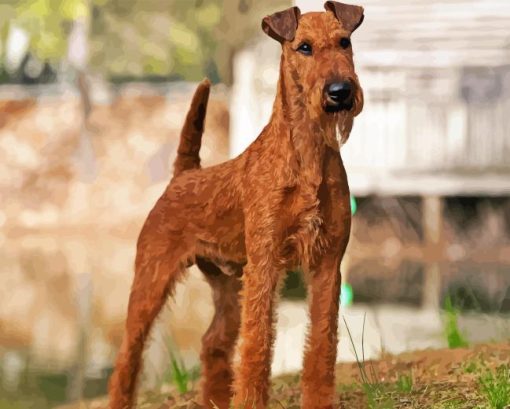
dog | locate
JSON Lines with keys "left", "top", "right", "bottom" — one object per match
{"left": 108, "top": 2, "right": 364, "bottom": 408}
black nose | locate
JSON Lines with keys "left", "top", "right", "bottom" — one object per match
{"left": 325, "top": 81, "right": 352, "bottom": 103}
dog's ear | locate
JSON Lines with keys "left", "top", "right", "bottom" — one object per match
{"left": 262, "top": 6, "right": 301, "bottom": 43}
{"left": 324, "top": 1, "right": 364, "bottom": 33}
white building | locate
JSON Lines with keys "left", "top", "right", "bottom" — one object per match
{"left": 230, "top": 0, "right": 510, "bottom": 197}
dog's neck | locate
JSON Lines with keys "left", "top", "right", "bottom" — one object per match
{"left": 268, "top": 60, "right": 339, "bottom": 187}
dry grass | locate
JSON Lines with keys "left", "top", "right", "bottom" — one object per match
{"left": 56, "top": 342, "right": 510, "bottom": 409}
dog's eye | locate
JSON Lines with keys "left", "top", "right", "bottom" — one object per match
{"left": 297, "top": 42, "right": 312, "bottom": 55}
{"left": 339, "top": 37, "right": 351, "bottom": 49}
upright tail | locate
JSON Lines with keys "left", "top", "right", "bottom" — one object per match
{"left": 173, "top": 78, "right": 211, "bottom": 177}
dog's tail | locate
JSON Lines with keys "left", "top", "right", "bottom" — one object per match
{"left": 173, "top": 78, "right": 211, "bottom": 177}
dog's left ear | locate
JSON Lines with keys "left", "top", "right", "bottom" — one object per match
{"left": 324, "top": 1, "right": 364, "bottom": 33}
{"left": 262, "top": 6, "right": 301, "bottom": 43}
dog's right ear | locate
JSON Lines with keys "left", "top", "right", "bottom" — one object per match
{"left": 262, "top": 6, "right": 301, "bottom": 43}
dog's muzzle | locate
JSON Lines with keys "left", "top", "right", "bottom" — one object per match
{"left": 323, "top": 81, "right": 353, "bottom": 113}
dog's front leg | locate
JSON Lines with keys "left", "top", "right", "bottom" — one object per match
{"left": 301, "top": 253, "right": 342, "bottom": 409}
{"left": 232, "top": 246, "right": 282, "bottom": 409}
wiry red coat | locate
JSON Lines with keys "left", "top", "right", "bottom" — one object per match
{"left": 109, "top": 2, "right": 364, "bottom": 408}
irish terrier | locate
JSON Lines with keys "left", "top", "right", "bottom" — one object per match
{"left": 108, "top": 2, "right": 364, "bottom": 408}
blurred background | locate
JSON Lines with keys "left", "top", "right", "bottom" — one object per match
{"left": 1, "top": 0, "right": 509, "bottom": 407}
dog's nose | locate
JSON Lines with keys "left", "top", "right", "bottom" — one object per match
{"left": 325, "top": 81, "right": 352, "bottom": 103}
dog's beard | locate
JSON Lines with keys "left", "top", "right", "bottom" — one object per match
{"left": 335, "top": 110, "right": 354, "bottom": 146}
{"left": 319, "top": 109, "right": 354, "bottom": 151}
{"left": 307, "top": 86, "right": 357, "bottom": 150}
{"left": 335, "top": 83, "right": 363, "bottom": 146}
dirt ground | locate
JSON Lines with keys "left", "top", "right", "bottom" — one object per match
{"left": 58, "top": 342, "right": 510, "bottom": 409}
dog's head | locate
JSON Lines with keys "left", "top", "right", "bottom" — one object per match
{"left": 262, "top": 1, "right": 364, "bottom": 143}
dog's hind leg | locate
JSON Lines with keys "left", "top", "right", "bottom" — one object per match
{"left": 108, "top": 197, "right": 190, "bottom": 409}
{"left": 197, "top": 258, "right": 242, "bottom": 409}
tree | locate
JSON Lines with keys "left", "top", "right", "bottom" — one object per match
{"left": 1, "top": 0, "right": 291, "bottom": 84}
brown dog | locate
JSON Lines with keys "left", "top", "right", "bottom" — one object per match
{"left": 108, "top": 2, "right": 364, "bottom": 408}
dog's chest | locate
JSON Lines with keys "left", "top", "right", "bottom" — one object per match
{"left": 280, "top": 183, "right": 328, "bottom": 270}
{"left": 279, "top": 150, "right": 348, "bottom": 269}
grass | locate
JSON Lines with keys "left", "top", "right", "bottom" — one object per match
{"left": 435, "top": 399, "right": 465, "bottom": 409}
{"left": 443, "top": 296, "right": 469, "bottom": 349}
{"left": 340, "top": 311, "right": 508, "bottom": 409}
{"left": 463, "top": 360, "right": 480, "bottom": 374}
{"left": 169, "top": 352, "right": 190, "bottom": 394}
{"left": 160, "top": 334, "right": 201, "bottom": 395}
{"left": 395, "top": 373, "right": 413, "bottom": 394}
{"left": 478, "top": 364, "right": 510, "bottom": 409}
{"left": 343, "top": 314, "right": 395, "bottom": 409}
{"left": 49, "top": 307, "right": 510, "bottom": 409}
{"left": 53, "top": 341, "right": 510, "bottom": 409}
{"left": 161, "top": 349, "right": 200, "bottom": 395}
{"left": 342, "top": 314, "right": 416, "bottom": 407}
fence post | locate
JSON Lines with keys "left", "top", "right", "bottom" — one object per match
{"left": 68, "top": 271, "right": 92, "bottom": 401}
{"left": 422, "top": 195, "right": 444, "bottom": 310}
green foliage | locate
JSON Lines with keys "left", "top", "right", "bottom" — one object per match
{"left": 463, "top": 359, "right": 482, "bottom": 374}
{"left": 478, "top": 365, "right": 510, "bottom": 409}
{"left": 443, "top": 295, "right": 469, "bottom": 349}
{"left": 0, "top": 356, "right": 67, "bottom": 409}
{"left": 395, "top": 373, "right": 413, "bottom": 393}
{"left": 169, "top": 353, "right": 189, "bottom": 394}
{"left": 162, "top": 350, "right": 199, "bottom": 395}
{"left": 0, "top": 398, "right": 28, "bottom": 409}
{"left": 88, "top": 0, "right": 220, "bottom": 81}
{"left": 2, "top": 0, "right": 291, "bottom": 83}
{"left": 5, "top": 0, "right": 88, "bottom": 61}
